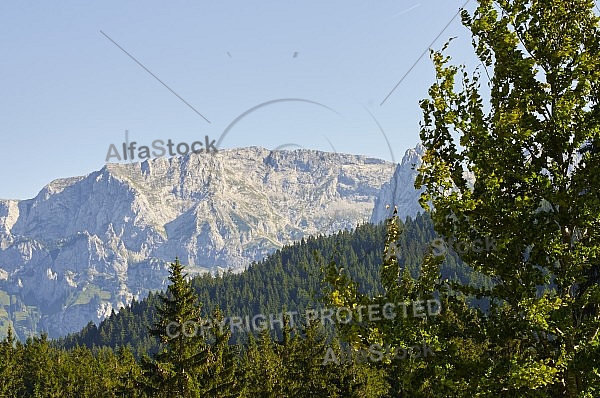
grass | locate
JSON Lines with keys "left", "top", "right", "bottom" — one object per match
{"left": 73, "top": 285, "right": 112, "bottom": 306}
{"left": 0, "top": 290, "right": 9, "bottom": 306}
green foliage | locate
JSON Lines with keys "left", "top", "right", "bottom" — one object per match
{"left": 239, "top": 318, "right": 389, "bottom": 397}
{"left": 15, "top": 215, "right": 502, "bottom": 397}
{"left": 58, "top": 214, "right": 482, "bottom": 356}
{"left": 0, "top": 329, "right": 144, "bottom": 397}
{"left": 5, "top": 4, "right": 600, "bottom": 395}
{"left": 0, "top": 327, "right": 23, "bottom": 397}
{"left": 416, "top": 0, "right": 600, "bottom": 395}
{"left": 321, "top": 209, "right": 455, "bottom": 397}
{"left": 141, "top": 257, "right": 232, "bottom": 397}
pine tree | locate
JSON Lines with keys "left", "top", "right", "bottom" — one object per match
{"left": 142, "top": 257, "right": 210, "bottom": 397}
{"left": 239, "top": 327, "right": 285, "bottom": 397}
{"left": 22, "top": 332, "right": 64, "bottom": 397}
{"left": 115, "top": 346, "right": 145, "bottom": 398}
{"left": 198, "top": 307, "right": 240, "bottom": 397}
{"left": 0, "top": 326, "right": 23, "bottom": 397}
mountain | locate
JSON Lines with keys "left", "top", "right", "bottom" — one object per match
{"left": 371, "top": 143, "right": 426, "bottom": 223}
{"left": 0, "top": 146, "right": 428, "bottom": 339}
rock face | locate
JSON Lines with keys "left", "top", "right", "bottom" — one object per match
{"left": 0, "top": 147, "right": 419, "bottom": 338}
{"left": 370, "top": 143, "right": 426, "bottom": 224}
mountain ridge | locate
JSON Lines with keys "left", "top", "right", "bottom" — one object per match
{"left": 0, "top": 146, "right": 425, "bottom": 338}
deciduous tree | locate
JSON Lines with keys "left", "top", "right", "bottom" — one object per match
{"left": 417, "top": 0, "right": 600, "bottom": 395}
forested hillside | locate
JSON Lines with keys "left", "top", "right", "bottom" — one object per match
{"left": 0, "top": 212, "right": 491, "bottom": 397}
{"left": 56, "top": 212, "right": 487, "bottom": 357}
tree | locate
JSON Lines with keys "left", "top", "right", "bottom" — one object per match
{"left": 0, "top": 326, "right": 23, "bottom": 397}
{"left": 142, "top": 257, "right": 210, "bottom": 397}
{"left": 321, "top": 209, "right": 444, "bottom": 397}
{"left": 240, "top": 327, "right": 285, "bottom": 396}
{"left": 21, "top": 332, "right": 64, "bottom": 397}
{"left": 416, "top": 0, "right": 600, "bottom": 395}
{"left": 114, "top": 346, "right": 146, "bottom": 398}
{"left": 197, "top": 307, "right": 240, "bottom": 397}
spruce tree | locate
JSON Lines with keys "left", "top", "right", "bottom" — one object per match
{"left": 198, "top": 307, "right": 240, "bottom": 397}
{"left": 0, "top": 326, "right": 22, "bottom": 398}
{"left": 142, "top": 257, "right": 210, "bottom": 397}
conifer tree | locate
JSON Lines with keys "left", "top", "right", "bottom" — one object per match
{"left": 198, "top": 307, "right": 240, "bottom": 397}
{"left": 142, "top": 257, "right": 210, "bottom": 397}
{"left": 0, "top": 326, "right": 22, "bottom": 398}
{"left": 22, "top": 332, "right": 63, "bottom": 397}
{"left": 115, "top": 346, "right": 146, "bottom": 398}
{"left": 240, "top": 327, "right": 284, "bottom": 396}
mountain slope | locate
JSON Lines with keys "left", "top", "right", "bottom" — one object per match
{"left": 370, "top": 143, "right": 425, "bottom": 224}
{"left": 57, "top": 212, "right": 489, "bottom": 357}
{"left": 0, "top": 147, "right": 406, "bottom": 338}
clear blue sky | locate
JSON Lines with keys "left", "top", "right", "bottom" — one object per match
{"left": 0, "top": 0, "right": 478, "bottom": 200}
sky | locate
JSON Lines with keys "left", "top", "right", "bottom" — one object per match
{"left": 0, "top": 0, "right": 480, "bottom": 200}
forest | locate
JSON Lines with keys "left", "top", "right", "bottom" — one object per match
{"left": 0, "top": 212, "right": 501, "bottom": 397}
{"left": 1, "top": 1, "right": 600, "bottom": 396}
